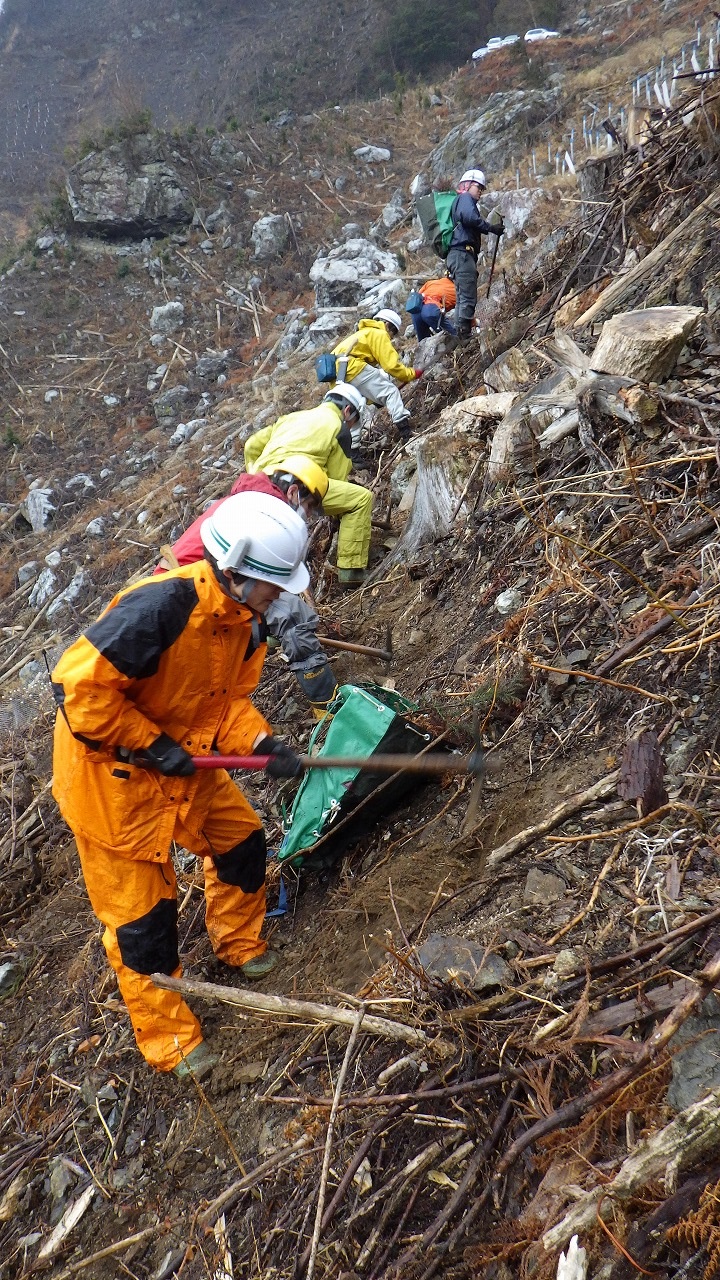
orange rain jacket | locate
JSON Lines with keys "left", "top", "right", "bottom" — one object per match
{"left": 52, "top": 561, "right": 270, "bottom": 862}
{"left": 421, "top": 278, "right": 457, "bottom": 310}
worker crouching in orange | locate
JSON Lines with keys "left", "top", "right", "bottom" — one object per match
{"left": 51, "top": 493, "right": 308, "bottom": 1079}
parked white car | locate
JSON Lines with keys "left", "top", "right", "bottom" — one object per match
{"left": 524, "top": 27, "right": 560, "bottom": 41}
{"left": 472, "top": 34, "right": 519, "bottom": 59}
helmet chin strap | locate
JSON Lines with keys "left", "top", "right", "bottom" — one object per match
{"left": 227, "top": 571, "right": 254, "bottom": 603}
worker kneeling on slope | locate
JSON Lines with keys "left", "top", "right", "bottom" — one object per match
{"left": 332, "top": 309, "right": 421, "bottom": 438}
{"left": 244, "top": 383, "right": 372, "bottom": 588}
{"left": 51, "top": 493, "right": 308, "bottom": 1080}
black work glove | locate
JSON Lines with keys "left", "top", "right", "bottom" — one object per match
{"left": 492, "top": 217, "right": 505, "bottom": 236}
{"left": 254, "top": 735, "right": 305, "bottom": 779}
{"left": 136, "top": 732, "right": 196, "bottom": 777}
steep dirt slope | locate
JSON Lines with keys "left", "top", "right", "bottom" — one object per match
{"left": 1, "top": 3, "right": 719, "bottom": 1277}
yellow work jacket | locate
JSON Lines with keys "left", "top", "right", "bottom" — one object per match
{"left": 332, "top": 319, "right": 415, "bottom": 384}
{"left": 244, "top": 402, "right": 352, "bottom": 483}
{"left": 51, "top": 562, "right": 270, "bottom": 861}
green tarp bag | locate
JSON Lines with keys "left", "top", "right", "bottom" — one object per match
{"left": 277, "top": 684, "right": 432, "bottom": 872}
{"left": 416, "top": 190, "right": 457, "bottom": 259}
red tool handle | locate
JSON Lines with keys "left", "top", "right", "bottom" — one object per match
{"left": 192, "top": 755, "right": 271, "bottom": 770}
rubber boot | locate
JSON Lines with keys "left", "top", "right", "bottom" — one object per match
{"left": 335, "top": 570, "right": 366, "bottom": 588}
{"left": 238, "top": 950, "right": 279, "bottom": 980}
{"left": 294, "top": 664, "right": 339, "bottom": 721}
{"left": 173, "top": 1041, "right": 218, "bottom": 1081}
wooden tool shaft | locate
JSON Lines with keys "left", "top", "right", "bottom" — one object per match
{"left": 191, "top": 752, "right": 481, "bottom": 776}
{"left": 319, "top": 636, "right": 392, "bottom": 661}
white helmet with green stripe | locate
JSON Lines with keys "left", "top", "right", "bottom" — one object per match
{"left": 201, "top": 491, "right": 310, "bottom": 593}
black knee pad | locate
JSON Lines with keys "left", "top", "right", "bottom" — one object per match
{"left": 116, "top": 897, "right": 179, "bottom": 976}
{"left": 212, "top": 828, "right": 267, "bottom": 893}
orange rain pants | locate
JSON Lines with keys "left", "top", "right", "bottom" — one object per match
{"left": 76, "top": 770, "right": 267, "bottom": 1073}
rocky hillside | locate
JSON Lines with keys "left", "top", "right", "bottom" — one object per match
{"left": 1, "top": 0, "right": 720, "bottom": 1275}
{"left": 0, "top": 0, "right": 548, "bottom": 230}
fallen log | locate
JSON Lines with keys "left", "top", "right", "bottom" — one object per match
{"left": 577, "top": 978, "right": 695, "bottom": 1037}
{"left": 572, "top": 188, "right": 720, "bottom": 327}
{"left": 151, "top": 973, "right": 430, "bottom": 1048}
{"left": 589, "top": 306, "right": 703, "bottom": 383}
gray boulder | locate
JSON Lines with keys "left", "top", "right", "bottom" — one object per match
{"left": 381, "top": 191, "right": 407, "bottom": 231}
{"left": 195, "top": 353, "right": 229, "bottom": 379}
{"left": 309, "top": 237, "right": 401, "bottom": 310}
{"left": 17, "top": 561, "right": 40, "bottom": 585}
{"left": 295, "top": 310, "right": 348, "bottom": 355}
{"left": 251, "top": 214, "right": 290, "bottom": 260}
{"left": 153, "top": 385, "right": 191, "bottom": 425}
{"left": 0, "top": 961, "right": 21, "bottom": 997}
{"left": 480, "top": 187, "right": 548, "bottom": 241}
{"left": 66, "top": 135, "right": 193, "bottom": 236}
{"left": 29, "top": 568, "right": 58, "bottom": 609}
{"left": 668, "top": 996, "right": 720, "bottom": 1111}
{"left": 354, "top": 145, "right": 391, "bottom": 163}
{"left": 22, "top": 488, "right": 56, "bottom": 532}
{"left": 427, "top": 90, "right": 558, "bottom": 183}
{"left": 151, "top": 301, "right": 184, "bottom": 335}
{"left": 340, "top": 222, "right": 363, "bottom": 240}
{"left": 47, "top": 568, "right": 90, "bottom": 621}
{"left": 417, "top": 934, "right": 512, "bottom": 992}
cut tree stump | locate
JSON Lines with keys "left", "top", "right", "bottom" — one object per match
{"left": 588, "top": 305, "right": 704, "bottom": 382}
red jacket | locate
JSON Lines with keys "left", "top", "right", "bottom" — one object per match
{"left": 156, "top": 473, "right": 286, "bottom": 572}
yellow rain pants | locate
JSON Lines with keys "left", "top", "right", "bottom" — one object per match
{"left": 323, "top": 479, "right": 373, "bottom": 570}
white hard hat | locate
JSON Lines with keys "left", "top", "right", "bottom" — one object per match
{"left": 460, "top": 169, "right": 486, "bottom": 187}
{"left": 374, "top": 308, "right": 403, "bottom": 333}
{"left": 324, "top": 381, "right": 366, "bottom": 415}
{"left": 201, "top": 491, "right": 310, "bottom": 593}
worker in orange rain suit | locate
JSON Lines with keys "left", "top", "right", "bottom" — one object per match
{"left": 51, "top": 492, "right": 309, "bottom": 1079}
{"left": 244, "top": 382, "right": 372, "bottom": 588}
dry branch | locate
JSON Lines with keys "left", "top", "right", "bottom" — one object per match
{"left": 493, "top": 948, "right": 720, "bottom": 1190}
{"left": 198, "top": 1135, "right": 313, "bottom": 1227}
{"left": 151, "top": 973, "right": 430, "bottom": 1047}
{"left": 484, "top": 771, "right": 620, "bottom": 871}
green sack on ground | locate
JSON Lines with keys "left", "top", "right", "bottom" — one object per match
{"left": 278, "top": 684, "right": 431, "bottom": 871}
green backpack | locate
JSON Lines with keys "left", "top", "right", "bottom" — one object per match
{"left": 416, "top": 190, "right": 457, "bottom": 259}
{"left": 277, "top": 684, "right": 433, "bottom": 872}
